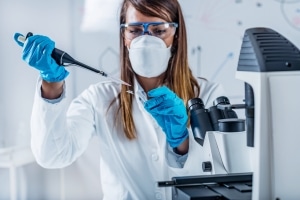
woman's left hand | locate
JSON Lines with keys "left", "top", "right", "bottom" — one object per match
{"left": 144, "top": 86, "right": 189, "bottom": 148}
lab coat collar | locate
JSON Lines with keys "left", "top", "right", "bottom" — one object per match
{"left": 133, "top": 76, "right": 147, "bottom": 104}
{"left": 133, "top": 76, "right": 142, "bottom": 93}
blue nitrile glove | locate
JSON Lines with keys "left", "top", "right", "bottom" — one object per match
{"left": 14, "top": 33, "right": 69, "bottom": 82}
{"left": 144, "top": 86, "right": 189, "bottom": 148}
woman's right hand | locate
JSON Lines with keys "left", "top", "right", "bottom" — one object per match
{"left": 14, "top": 33, "right": 69, "bottom": 83}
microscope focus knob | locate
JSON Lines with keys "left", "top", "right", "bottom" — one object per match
{"left": 202, "top": 161, "right": 212, "bottom": 172}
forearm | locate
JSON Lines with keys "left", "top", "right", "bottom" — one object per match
{"left": 31, "top": 83, "right": 72, "bottom": 168}
{"left": 175, "top": 137, "right": 189, "bottom": 155}
{"left": 41, "top": 80, "right": 64, "bottom": 99}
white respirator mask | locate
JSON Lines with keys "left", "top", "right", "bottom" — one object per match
{"left": 128, "top": 35, "right": 171, "bottom": 78}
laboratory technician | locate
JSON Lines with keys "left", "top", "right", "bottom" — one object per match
{"left": 14, "top": 0, "right": 226, "bottom": 199}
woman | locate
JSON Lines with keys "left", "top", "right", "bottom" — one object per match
{"left": 14, "top": 0, "right": 225, "bottom": 199}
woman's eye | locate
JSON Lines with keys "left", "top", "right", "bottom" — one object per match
{"left": 153, "top": 29, "right": 166, "bottom": 35}
{"left": 128, "top": 27, "right": 143, "bottom": 35}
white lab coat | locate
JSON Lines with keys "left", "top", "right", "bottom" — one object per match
{"left": 30, "top": 76, "right": 225, "bottom": 200}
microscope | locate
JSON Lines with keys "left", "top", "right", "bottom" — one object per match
{"left": 187, "top": 96, "right": 253, "bottom": 175}
{"left": 159, "top": 27, "right": 300, "bottom": 200}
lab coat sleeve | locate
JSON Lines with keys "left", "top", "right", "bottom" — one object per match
{"left": 30, "top": 78, "right": 95, "bottom": 169}
{"left": 166, "top": 145, "right": 188, "bottom": 168}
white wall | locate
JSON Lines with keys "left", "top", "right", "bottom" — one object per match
{"left": 1, "top": 0, "right": 300, "bottom": 199}
{"left": 180, "top": 0, "right": 300, "bottom": 105}
{"left": 0, "top": 0, "right": 74, "bottom": 199}
{"left": 0, "top": 0, "right": 102, "bottom": 199}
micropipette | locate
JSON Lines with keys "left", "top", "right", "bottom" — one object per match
{"left": 18, "top": 32, "right": 131, "bottom": 86}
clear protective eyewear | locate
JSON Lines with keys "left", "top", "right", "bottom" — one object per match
{"left": 120, "top": 22, "right": 178, "bottom": 40}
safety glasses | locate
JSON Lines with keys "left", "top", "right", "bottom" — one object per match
{"left": 120, "top": 22, "right": 178, "bottom": 40}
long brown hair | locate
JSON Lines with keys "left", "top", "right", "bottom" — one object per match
{"left": 115, "top": 0, "right": 200, "bottom": 139}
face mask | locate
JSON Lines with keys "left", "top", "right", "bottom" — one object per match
{"left": 128, "top": 35, "right": 171, "bottom": 78}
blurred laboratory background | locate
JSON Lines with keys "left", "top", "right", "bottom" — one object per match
{"left": 0, "top": 0, "right": 299, "bottom": 199}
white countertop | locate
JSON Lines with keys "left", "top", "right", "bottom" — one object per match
{"left": 0, "top": 145, "right": 36, "bottom": 168}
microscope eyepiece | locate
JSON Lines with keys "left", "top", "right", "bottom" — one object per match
{"left": 187, "top": 98, "right": 213, "bottom": 146}
{"left": 187, "top": 98, "right": 205, "bottom": 111}
{"left": 188, "top": 96, "right": 240, "bottom": 146}
{"left": 213, "top": 96, "right": 230, "bottom": 106}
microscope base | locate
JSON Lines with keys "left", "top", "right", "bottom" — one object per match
{"left": 159, "top": 173, "right": 252, "bottom": 200}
